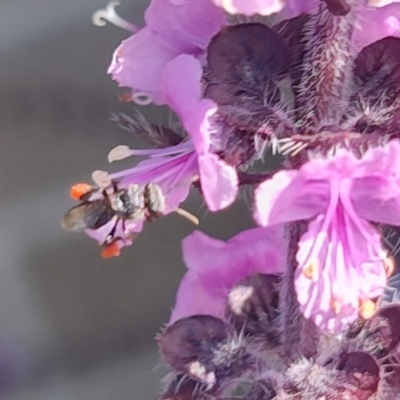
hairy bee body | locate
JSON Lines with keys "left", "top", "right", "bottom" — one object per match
{"left": 62, "top": 182, "right": 166, "bottom": 244}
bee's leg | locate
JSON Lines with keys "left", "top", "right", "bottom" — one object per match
{"left": 143, "top": 207, "right": 154, "bottom": 222}
{"left": 105, "top": 218, "right": 119, "bottom": 244}
{"left": 121, "top": 219, "right": 128, "bottom": 237}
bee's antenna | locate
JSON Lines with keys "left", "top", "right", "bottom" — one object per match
{"left": 175, "top": 208, "right": 199, "bottom": 225}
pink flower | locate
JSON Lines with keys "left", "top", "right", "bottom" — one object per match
{"left": 254, "top": 140, "right": 400, "bottom": 333}
{"left": 170, "top": 226, "right": 286, "bottom": 323}
{"left": 84, "top": 140, "right": 198, "bottom": 256}
{"left": 162, "top": 54, "right": 238, "bottom": 211}
{"left": 108, "top": 0, "right": 225, "bottom": 104}
{"left": 108, "top": 0, "right": 400, "bottom": 105}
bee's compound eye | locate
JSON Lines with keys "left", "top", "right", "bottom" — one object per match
{"left": 70, "top": 183, "right": 93, "bottom": 200}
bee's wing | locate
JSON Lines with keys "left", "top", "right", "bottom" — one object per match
{"left": 61, "top": 201, "right": 115, "bottom": 232}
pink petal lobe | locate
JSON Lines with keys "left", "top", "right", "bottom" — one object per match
{"left": 146, "top": 0, "right": 226, "bottom": 49}
{"left": 354, "top": 3, "right": 400, "bottom": 50}
{"left": 350, "top": 140, "right": 400, "bottom": 225}
{"left": 170, "top": 226, "right": 286, "bottom": 322}
{"left": 108, "top": 28, "right": 182, "bottom": 103}
{"left": 295, "top": 204, "right": 387, "bottom": 333}
{"left": 254, "top": 170, "right": 327, "bottom": 227}
{"left": 162, "top": 54, "right": 238, "bottom": 211}
{"left": 198, "top": 154, "right": 238, "bottom": 211}
{"left": 169, "top": 273, "right": 224, "bottom": 323}
{"left": 162, "top": 54, "right": 203, "bottom": 120}
{"left": 212, "top": 0, "right": 284, "bottom": 15}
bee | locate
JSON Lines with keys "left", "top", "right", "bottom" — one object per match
{"left": 62, "top": 181, "right": 165, "bottom": 252}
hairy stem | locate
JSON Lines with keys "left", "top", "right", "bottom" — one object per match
{"left": 296, "top": 0, "right": 357, "bottom": 133}
{"left": 279, "top": 222, "right": 307, "bottom": 361}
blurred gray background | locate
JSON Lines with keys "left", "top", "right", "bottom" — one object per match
{"left": 0, "top": 1, "right": 253, "bottom": 399}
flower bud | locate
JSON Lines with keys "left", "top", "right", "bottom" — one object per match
{"left": 283, "top": 351, "right": 380, "bottom": 399}
{"left": 225, "top": 273, "right": 281, "bottom": 346}
{"left": 331, "top": 351, "right": 380, "bottom": 400}
{"left": 356, "top": 304, "right": 400, "bottom": 359}
{"left": 157, "top": 315, "right": 253, "bottom": 389}
{"left": 243, "top": 378, "right": 277, "bottom": 400}
{"left": 160, "top": 374, "right": 207, "bottom": 400}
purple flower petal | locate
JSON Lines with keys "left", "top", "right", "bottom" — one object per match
{"left": 350, "top": 140, "right": 400, "bottom": 225}
{"left": 198, "top": 154, "right": 238, "bottom": 211}
{"left": 108, "top": 28, "right": 185, "bottom": 104}
{"left": 146, "top": 0, "right": 225, "bottom": 49}
{"left": 295, "top": 209, "right": 387, "bottom": 333}
{"left": 170, "top": 226, "right": 286, "bottom": 322}
{"left": 254, "top": 169, "right": 328, "bottom": 226}
{"left": 108, "top": 0, "right": 225, "bottom": 104}
{"left": 212, "top": 0, "right": 284, "bottom": 15}
{"left": 163, "top": 54, "right": 238, "bottom": 210}
{"left": 255, "top": 143, "right": 400, "bottom": 228}
{"left": 354, "top": 3, "right": 400, "bottom": 50}
{"left": 254, "top": 142, "right": 400, "bottom": 332}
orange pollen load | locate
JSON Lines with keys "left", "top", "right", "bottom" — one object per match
{"left": 70, "top": 183, "right": 93, "bottom": 200}
{"left": 101, "top": 241, "right": 121, "bottom": 259}
{"left": 358, "top": 298, "right": 376, "bottom": 320}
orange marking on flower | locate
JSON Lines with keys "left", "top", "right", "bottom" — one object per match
{"left": 70, "top": 183, "right": 93, "bottom": 200}
{"left": 101, "top": 241, "right": 121, "bottom": 259}
{"left": 331, "top": 298, "right": 342, "bottom": 315}
{"left": 384, "top": 256, "right": 395, "bottom": 278}
{"left": 303, "top": 261, "right": 318, "bottom": 280}
{"left": 359, "top": 299, "right": 376, "bottom": 320}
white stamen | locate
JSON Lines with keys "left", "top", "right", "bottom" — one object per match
{"left": 131, "top": 91, "right": 153, "bottom": 106}
{"left": 175, "top": 208, "right": 199, "bottom": 225}
{"left": 92, "top": 2, "right": 139, "bottom": 32}
{"left": 108, "top": 145, "right": 132, "bottom": 163}
{"left": 92, "top": 170, "right": 112, "bottom": 188}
